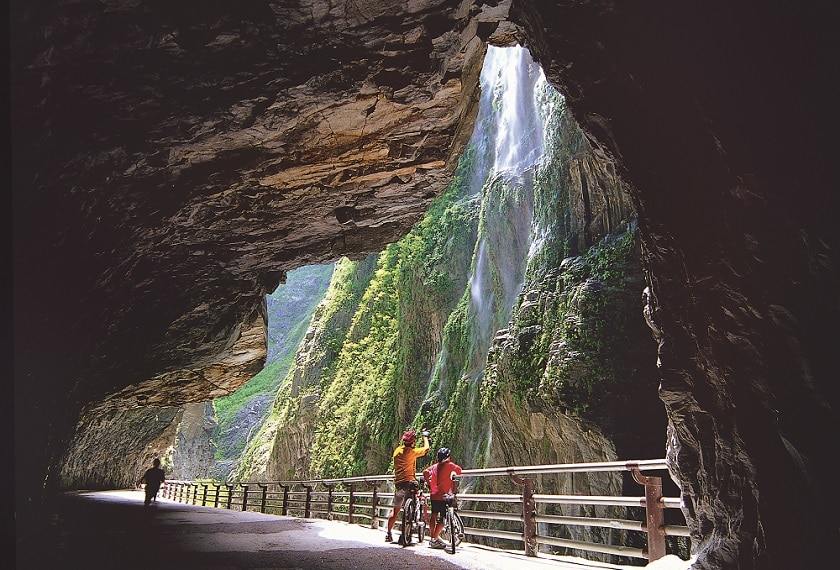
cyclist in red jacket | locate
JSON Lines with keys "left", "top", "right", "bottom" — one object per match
{"left": 385, "top": 429, "right": 430, "bottom": 542}
{"left": 422, "top": 447, "right": 462, "bottom": 549}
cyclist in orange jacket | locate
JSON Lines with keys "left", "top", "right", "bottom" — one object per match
{"left": 385, "top": 429, "right": 430, "bottom": 542}
{"left": 422, "top": 447, "right": 462, "bottom": 548}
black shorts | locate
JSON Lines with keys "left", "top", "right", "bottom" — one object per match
{"left": 430, "top": 499, "right": 447, "bottom": 521}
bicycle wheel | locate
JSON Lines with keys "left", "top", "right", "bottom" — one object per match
{"left": 439, "top": 509, "right": 452, "bottom": 545}
{"left": 444, "top": 508, "right": 456, "bottom": 554}
{"left": 453, "top": 511, "right": 465, "bottom": 545}
{"left": 439, "top": 508, "right": 463, "bottom": 549}
{"left": 416, "top": 502, "right": 426, "bottom": 543}
{"left": 401, "top": 498, "right": 415, "bottom": 546}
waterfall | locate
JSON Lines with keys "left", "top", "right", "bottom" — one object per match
{"left": 421, "top": 44, "right": 560, "bottom": 472}
{"left": 462, "top": 46, "right": 549, "bottom": 377}
{"left": 482, "top": 45, "right": 547, "bottom": 173}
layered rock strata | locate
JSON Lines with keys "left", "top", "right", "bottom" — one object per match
{"left": 168, "top": 402, "right": 218, "bottom": 481}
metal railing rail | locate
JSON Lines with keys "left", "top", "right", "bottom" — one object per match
{"left": 452, "top": 460, "right": 686, "bottom": 561}
{"left": 156, "top": 459, "right": 688, "bottom": 564}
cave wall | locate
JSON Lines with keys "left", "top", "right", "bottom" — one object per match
{"left": 12, "top": 0, "right": 487, "bottom": 523}
{"left": 59, "top": 405, "right": 181, "bottom": 490}
{"left": 12, "top": 1, "right": 840, "bottom": 568}
{"left": 509, "top": 1, "right": 840, "bottom": 568}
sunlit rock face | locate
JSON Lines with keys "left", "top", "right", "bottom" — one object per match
{"left": 13, "top": 0, "right": 489, "bottom": 399}
{"left": 59, "top": 406, "right": 182, "bottom": 490}
{"left": 168, "top": 402, "right": 218, "bottom": 481}
{"left": 60, "top": 401, "right": 215, "bottom": 488}
{"left": 510, "top": 1, "right": 840, "bottom": 568}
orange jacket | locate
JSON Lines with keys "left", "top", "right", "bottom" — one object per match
{"left": 392, "top": 439, "right": 430, "bottom": 484}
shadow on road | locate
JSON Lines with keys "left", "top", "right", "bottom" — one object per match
{"left": 16, "top": 491, "right": 473, "bottom": 569}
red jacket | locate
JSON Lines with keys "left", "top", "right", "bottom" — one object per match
{"left": 423, "top": 459, "right": 462, "bottom": 500}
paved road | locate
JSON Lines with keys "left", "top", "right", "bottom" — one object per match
{"left": 16, "top": 490, "right": 689, "bottom": 570}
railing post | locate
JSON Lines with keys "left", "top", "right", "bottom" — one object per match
{"left": 348, "top": 484, "right": 356, "bottom": 524}
{"left": 241, "top": 484, "right": 249, "bottom": 511}
{"left": 326, "top": 484, "right": 334, "bottom": 519}
{"left": 304, "top": 484, "right": 313, "bottom": 518}
{"left": 630, "top": 465, "right": 666, "bottom": 562}
{"left": 258, "top": 483, "right": 268, "bottom": 513}
{"left": 201, "top": 483, "right": 208, "bottom": 506}
{"left": 225, "top": 484, "right": 234, "bottom": 510}
{"left": 280, "top": 484, "right": 289, "bottom": 516}
{"left": 191, "top": 483, "right": 198, "bottom": 505}
{"left": 213, "top": 483, "right": 220, "bottom": 508}
{"left": 510, "top": 471, "right": 537, "bottom": 557}
{"left": 371, "top": 483, "right": 379, "bottom": 530}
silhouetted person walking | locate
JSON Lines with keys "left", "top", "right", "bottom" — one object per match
{"left": 138, "top": 458, "right": 165, "bottom": 506}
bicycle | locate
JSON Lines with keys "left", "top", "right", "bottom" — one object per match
{"left": 398, "top": 478, "right": 428, "bottom": 545}
{"left": 438, "top": 491, "right": 465, "bottom": 554}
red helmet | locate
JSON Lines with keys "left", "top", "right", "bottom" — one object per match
{"left": 402, "top": 429, "right": 417, "bottom": 444}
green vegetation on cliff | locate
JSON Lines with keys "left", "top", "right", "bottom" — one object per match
{"left": 232, "top": 47, "right": 663, "bottom": 489}
{"left": 308, "top": 159, "right": 482, "bottom": 478}
{"left": 212, "top": 264, "right": 334, "bottom": 469}
{"left": 483, "top": 227, "right": 641, "bottom": 408}
{"left": 232, "top": 255, "right": 379, "bottom": 480}
{"left": 233, "top": 151, "right": 481, "bottom": 480}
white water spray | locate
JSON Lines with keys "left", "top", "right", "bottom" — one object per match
{"left": 480, "top": 45, "right": 548, "bottom": 174}
{"left": 455, "top": 44, "right": 554, "bottom": 396}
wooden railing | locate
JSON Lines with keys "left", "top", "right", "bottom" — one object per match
{"left": 157, "top": 459, "right": 689, "bottom": 564}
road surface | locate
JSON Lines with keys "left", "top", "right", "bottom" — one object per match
{"left": 16, "top": 490, "right": 689, "bottom": 570}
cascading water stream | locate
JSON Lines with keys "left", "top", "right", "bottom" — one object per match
{"left": 464, "top": 45, "right": 550, "bottom": 375}
{"left": 481, "top": 45, "right": 547, "bottom": 173}
{"left": 423, "top": 44, "right": 561, "bottom": 469}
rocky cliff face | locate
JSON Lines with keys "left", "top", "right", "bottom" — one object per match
{"left": 60, "top": 401, "right": 217, "bottom": 487}
{"left": 209, "top": 263, "right": 335, "bottom": 481}
{"left": 12, "top": 1, "right": 839, "bottom": 568}
{"left": 233, "top": 255, "right": 380, "bottom": 481}
{"left": 168, "top": 402, "right": 217, "bottom": 481}
{"left": 487, "top": 392, "right": 627, "bottom": 553}
{"left": 60, "top": 406, "right": 181, "bottom": 490}
{"left": 510, "top": 2, "right": 840, "bottom": 568}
